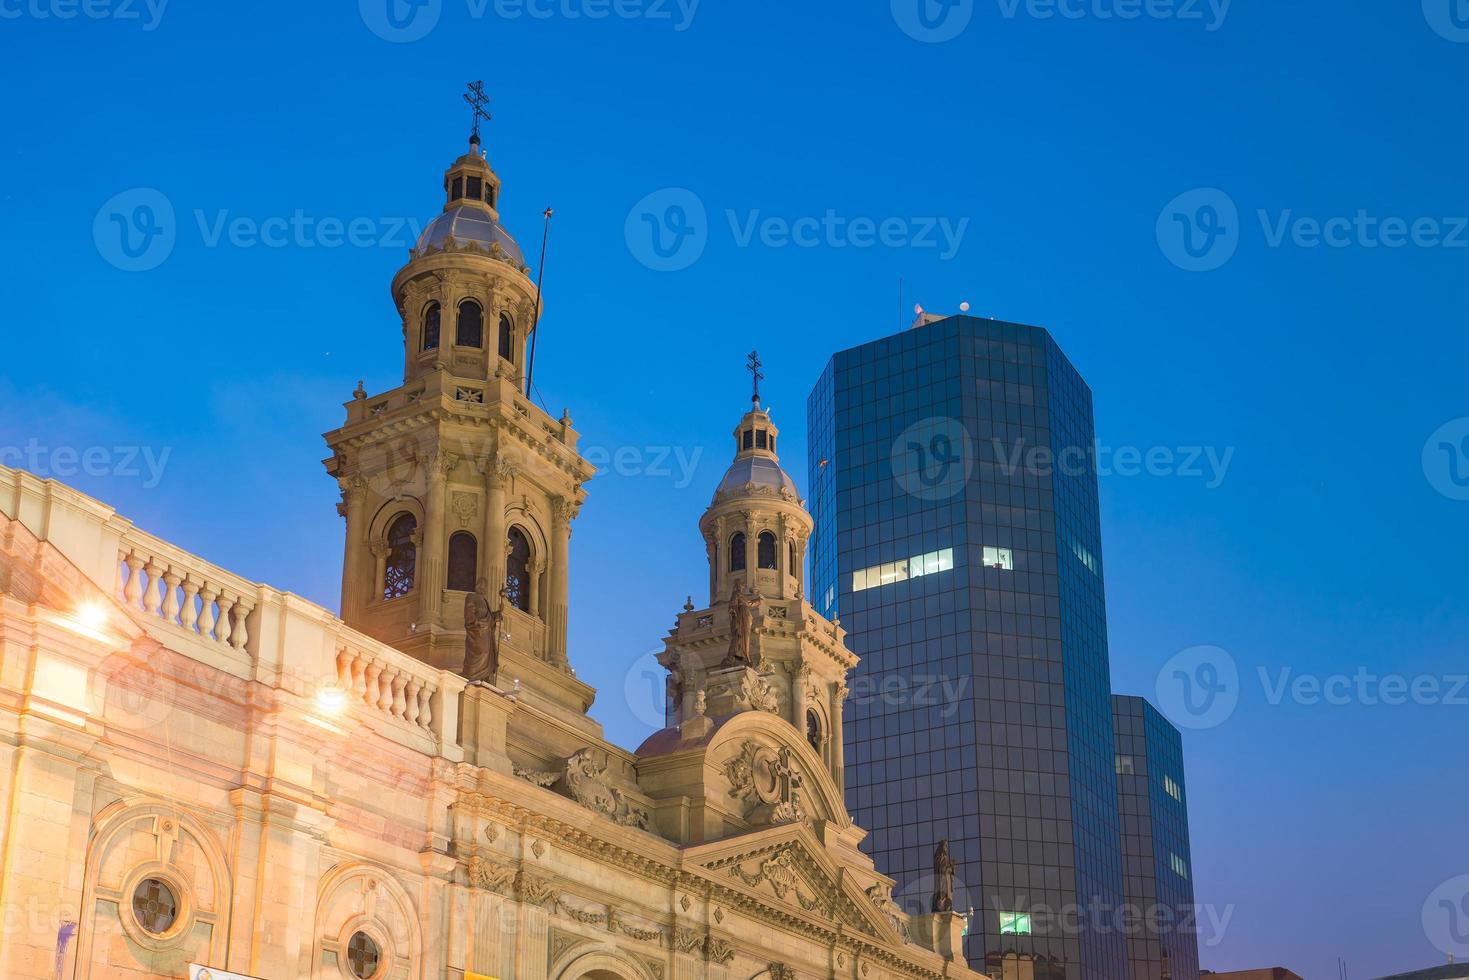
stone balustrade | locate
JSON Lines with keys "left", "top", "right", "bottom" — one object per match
{"left": 335, "top": 640, "right": 440, "bottom": 735}
{"left": 116, "top": 537, "right": 256, "bottom": 655}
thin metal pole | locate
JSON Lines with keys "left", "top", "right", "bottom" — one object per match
{"left": 525, "top": 207, "right": 553, "bottom": 397}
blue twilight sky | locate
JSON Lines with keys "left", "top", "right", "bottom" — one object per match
{"left": 2, "top": 2, "right": 1467, "bottom": 976}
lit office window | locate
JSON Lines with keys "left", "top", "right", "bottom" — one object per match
{"left": 852, "top": 548, "right": 953, "bottom": 593}
{"left": 999, "top": 912, "right": 1033, "bottom": 935}
{"left": 1115, "top": 755, "right": 1135, "bottom": 775}
{"left": 982, "top": 546, "right": 1013, "bottom": 570}
{"left": 1171, "top": 853, "right": 1190, "bottom": 879}
{"left": 1164, "top": 775, "right": 1183, "bottom": 801}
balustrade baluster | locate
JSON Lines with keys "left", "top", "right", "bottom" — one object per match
{"left": 143, "top": 561, "right": 164, "bottom": 616}
{"left": 215, "top": 595, "right": 235, "bottom": 647}
{"left": 124, "top": 553, "right": 145, "bottom": 607}
{"left": 180, "top": 577, "right": 201, "bottom": 632}
{"left": 404, "top": 679, "right": 422, "bottom": 726}
{"left": 198, "top": 587, "right": 218, "bottom": 638}
{"left": 230, "top": 604, "right": 250, "bottom": 651}
{"left": 162, "top": 570, "right": 182, "bottom": 624}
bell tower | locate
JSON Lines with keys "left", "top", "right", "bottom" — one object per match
{"left": 323, "top": 99, "right": 596, "bottom": 714}
{"left": 656, "top": 360, "right": 856, "bottom": 792}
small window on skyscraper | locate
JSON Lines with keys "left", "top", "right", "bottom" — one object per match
{"left": 999, "top": 912, "right": 1033, "bottom": 935}
{"left": 983, "top": 546, "right": 1014, "bottom": 570}
{"left": 1115, "top": 755, "right": 1135, "bottom": 775}
{"left": 1164, "top": 775, "right": 1183, "bottom": 801}
{"left": 1171, "top": 853, "right": 1190, "bottom": 879}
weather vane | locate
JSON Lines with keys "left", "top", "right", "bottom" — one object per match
{"left": 746, "top": 349, "right": 764, "bottom": 405}
{"left": 463, "top": 80, "right": 492, "bottom": 143}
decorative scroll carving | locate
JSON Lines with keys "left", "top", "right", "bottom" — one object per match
{"left": 704, "top": 936, "right": 735, "bottom": 964}
{"left": 564, "top": 748, "right": 653, "bottom": 830}
{"left": 865, "top": 883, "right": 911, "bottom": 943}
{"left": 672, "top": 927, "right": 702, "bottom": 954}
{"left": 515, "top": 870, "right": 559, "bottom": 907}
{"left": 513, "top": 762, "right": 560, "bottom": 787}
{"left": 468, "top": 855, "right": 515, "bottom": 894}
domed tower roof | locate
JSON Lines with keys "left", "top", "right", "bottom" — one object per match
{"left": 711, "top": 402, "right": 800, "bottom": 505}
{"left": 412, "top": 135, "right": 526, "bottom": 267}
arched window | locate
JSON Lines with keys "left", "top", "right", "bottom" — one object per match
{"left": 383, "top": 513, "right": 417, "bottom": 599}
{"left": 421, "top": 302, "right": 441, "bottom": 351}
{"left": 456, "top": 300, "right": 483, "bottom": 348}
{"left": 806, "top": 708, "right": 823, "bottom": 751}
{"left": 757, "top": 531, "right": 778, "bottom": 570}
{"left": 497, "top": 312, "right": 514, "bottom": 360}
{"left": 729, "top": 532, "right": 746, "bottom": 572}
{"left": 505, "top": 526, "right": 532, "bottom": 613}
{"left": 447, "top": 531, "right": 477, "bottom": 592}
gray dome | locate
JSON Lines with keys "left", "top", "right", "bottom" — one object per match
{"left": 416, "top": 205, "right": 525, "bottom": 265}
{"left": 716, "top": 456, "right": 798, "bottom": 498}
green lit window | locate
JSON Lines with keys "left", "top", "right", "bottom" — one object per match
{"left": 999, "top": 912, "right": 1032, "bottom": 935}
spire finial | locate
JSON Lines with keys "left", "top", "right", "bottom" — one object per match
{"left": 463, "top": 80, "right": 492, "bottom": 146}
{"left": 745, "top": 349, "right": 764, "bottom": 406}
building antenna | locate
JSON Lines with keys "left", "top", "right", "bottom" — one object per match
{"left": 525, "top": 207, "right": 554, "bottom": 397}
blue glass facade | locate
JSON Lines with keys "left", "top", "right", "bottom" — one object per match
{"left": 807, "top": 315, "right": 1129, "bottom": 980}
{"left": 1113, "top": 696, "right": 1200, "bottom": 980}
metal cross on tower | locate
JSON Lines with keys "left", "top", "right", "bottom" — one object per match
{"left": 746, "top": 350, "right": 764, "bottom": 405}
{"left": 463, "top": 80, "right": 492, "bottom": 143}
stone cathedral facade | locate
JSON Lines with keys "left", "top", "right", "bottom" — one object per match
{"left": 0, "top": 129, "right": 989, "bottom": 980}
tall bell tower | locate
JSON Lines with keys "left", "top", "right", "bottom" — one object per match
{"left": 323, "top": 101, "right": 596, "bottom": 713}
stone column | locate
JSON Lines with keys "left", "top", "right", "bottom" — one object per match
{"left": 526, "top": 556, "right": 542, "bottom": 617}
{"left": 482, "top": 456, "right": 509, "bottom": 595}
{"left": 424, "top": 452, "right": 459, "bottom": 622}
{"left": 832, "top": 681, "right": 847, "bottom": 791}
{"left": 791, "top": 663, "right": 810, "bottom": 732}
{"left": 775, "top": 515, "right": 789, "bottom": 598}
{"left": 742, "top": 511, "right": 756, "bottom": 584}
{"left": 338, "top": 476, "right": 367, "bottom": 621}
{"left": 549, "top": 498, "right": 573, "bottom": 667}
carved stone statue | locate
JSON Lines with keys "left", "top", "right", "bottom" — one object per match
{"left": 932, "top": 839, "right": 955, "bottom": 913}
{"left": 462, "top": 578, "right": 504, "bottom": 684}
{"left": 721, "top": 585, "right": 761, "bottom": 669}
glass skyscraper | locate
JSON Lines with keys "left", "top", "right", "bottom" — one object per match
{"left": 807, "top": 314, "right": 1129, "bottom": 980}
{"left": 1113, "top": 696, "right": 1199, "bottom": 980}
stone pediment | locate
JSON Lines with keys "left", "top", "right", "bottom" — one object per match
{"left": 686, "top": 826, "right": 907, "bottom": 946}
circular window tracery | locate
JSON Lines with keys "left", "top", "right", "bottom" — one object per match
{"left": 346, "top": 930, "right": 382, "bottom": 979}
{"left": 131, "top": 876, "right": 179, "bottom": 935}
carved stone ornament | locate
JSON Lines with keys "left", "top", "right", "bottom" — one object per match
{"left": 514, "top": 869, "right": 559, "bottom": 907}
{"left": 769, "top": 965, "right": 797, "bottom": 980}
{"left": 564, "top": 748, "right": 654, "bottom": 830}
{"left": 672, "top": 927, "right": 702, "bottom": 953}
{"left": 468, "top": 855, "right": 516, "bottom": 894}
{"left": 865, "top": 882, "right": 912, "bottom": 943}
{"left": 724, "top": 741, "right": 806, "bottom": 826}
{"left": 704, "top": 936, "right": 735, "bottom": 964}
{"left": 513, "top": 762, "right": 560, "bottom": 787}
{"left": 451, "top": 491, "right": 478, "bottom": 526}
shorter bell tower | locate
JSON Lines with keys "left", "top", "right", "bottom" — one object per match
{"left": 656, "top": 360, "right": 856, "bottom": 793}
